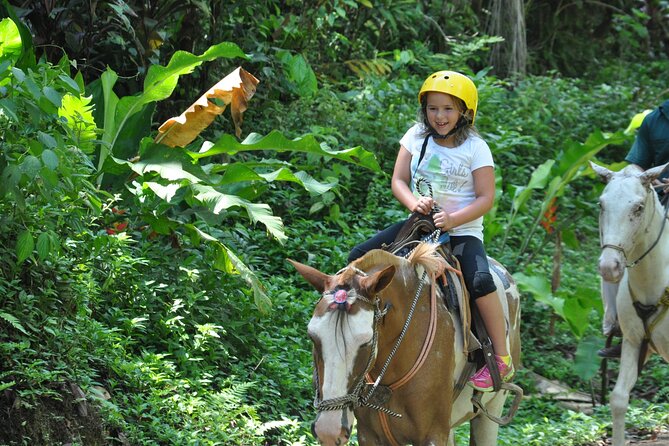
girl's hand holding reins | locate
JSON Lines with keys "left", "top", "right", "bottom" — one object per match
{"left": 433, "top": 210, "right": 454, "bottom": 230}
{"left": 413, "top": 197, "right": 434, "bottom": 215}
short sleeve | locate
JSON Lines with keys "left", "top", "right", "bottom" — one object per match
{"left": 470, "top": 137, "right": 494, "bottom": 171}
{"left": 399, "top": 124, "right": 425, "bottom": 158}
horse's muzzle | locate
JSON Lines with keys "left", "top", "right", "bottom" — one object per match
{"left": 598, "top": 253, "right": 624, "bottom": 283}
{"left": 313, "top": 411, "right": 352, "bottom": 445}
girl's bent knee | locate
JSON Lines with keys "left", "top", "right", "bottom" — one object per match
{"left": 470, "top": 272, "right": 496, "bottom": 299}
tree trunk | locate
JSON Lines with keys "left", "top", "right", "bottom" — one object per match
{"left": 486, "top": 0, "right": 527, "bottom": 78}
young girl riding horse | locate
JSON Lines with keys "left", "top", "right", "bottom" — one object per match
{"left": 348, "top": 70, "right": 513, "bottom": 391}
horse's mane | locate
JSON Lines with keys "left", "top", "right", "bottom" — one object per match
{"left": 350, "top": 243, "right": 447, "bottom": 279}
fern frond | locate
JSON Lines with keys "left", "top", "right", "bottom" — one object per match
{"left": 0, "top": 311, "right": 28, "bottom": 334}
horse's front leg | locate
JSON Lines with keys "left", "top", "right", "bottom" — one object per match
{"left": 610, "top": 339, "right": 640, "bottom": 446}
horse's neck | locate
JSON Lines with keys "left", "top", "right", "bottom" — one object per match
{"left": 628, "top": 202, "right": 669, "bottom": 301}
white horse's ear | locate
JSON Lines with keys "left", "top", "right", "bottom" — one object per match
{"left": 590, "top": 161, "right": 613, "bottom": 183}
{"left": 287, "top": 259, "right": 331, "bottom": 293}
{"left": 640, "top": 162, "right": 669, "bottom": 185}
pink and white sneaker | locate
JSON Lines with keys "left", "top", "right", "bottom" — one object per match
{"left": 468, "top": 355, "right": 515, "bottom": 392}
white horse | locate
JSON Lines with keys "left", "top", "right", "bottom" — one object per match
{"left": 591, "top": 161, "right": 669, "bottom": 446}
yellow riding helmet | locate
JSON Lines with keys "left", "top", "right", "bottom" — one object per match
{"left": 418, "top": 71, "right": 478, "bottom": 123}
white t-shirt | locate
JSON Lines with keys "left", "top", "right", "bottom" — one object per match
{"left": 399, "top": 123, "right": 494, "bottom": 240}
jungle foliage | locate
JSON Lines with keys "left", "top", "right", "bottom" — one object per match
{"left": 1, "top": 0, "right": 669, "bottom": 445}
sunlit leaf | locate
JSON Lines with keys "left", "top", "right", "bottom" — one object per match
{"left": 625, "top": 109, "right": 652, "bottom": 135}
{"left": 194, "top": 130, "right": 381, "bottom": 172}
{"left": 58, "top": 94, "right": 97, "bottom": 154}
{"left": 192, "top": 184, "right": 286, "bottom": 242}
{"left": 104, "top": 42, "right": 246, "bottom": 170}
{"left": 0, "top": 18, "right": 21, "bottom": 63}
{"left": 156, "top": 67, "right": 259, "bottom": 146}
{"left": 144, "top": 181, "right": 181, "bottom": 202}
{"left": 218, "top": 164, "right": 337, "bottom": 195}
{"left": 221, "top": 244, "right": 271, "bottom": 312}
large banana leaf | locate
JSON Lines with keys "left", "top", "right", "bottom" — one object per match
{"left": 194, "top": 131, "right": 382, "bottom": 172}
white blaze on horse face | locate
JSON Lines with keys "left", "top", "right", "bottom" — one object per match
{"left": 598, "top": 178, "right": 649, "bottom": 282}
{"left": 308, "top": 305, "right": 375, "bottom": 444}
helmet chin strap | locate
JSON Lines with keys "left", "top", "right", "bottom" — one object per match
{"left": 432, "top": 116, "right": 469, "bottom": 139}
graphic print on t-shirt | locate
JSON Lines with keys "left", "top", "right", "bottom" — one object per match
{"left": 424, "top": 154, "right": 468, "bottom": 193}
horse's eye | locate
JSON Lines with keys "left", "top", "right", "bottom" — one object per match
{"left": 634, "top": 203, "right": 644, "bottom": 214}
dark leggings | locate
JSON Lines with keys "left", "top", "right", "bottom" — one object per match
{"left": 348, "top": 219, "right": 496, "bottom": 299}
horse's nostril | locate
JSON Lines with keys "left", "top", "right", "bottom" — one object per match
{"left": 311, "top": 421, "right": 317, "bottom": 439}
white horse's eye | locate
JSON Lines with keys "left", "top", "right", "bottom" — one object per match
{"left": 633, "top": 203, "right": 644, "bottom": 214}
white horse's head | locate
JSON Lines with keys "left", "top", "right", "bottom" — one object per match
{"left": 591, "top": 161, "right": 669, "bottom": 282}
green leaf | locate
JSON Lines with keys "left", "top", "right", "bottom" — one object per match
{"left": 221, "top": 244, "right": 271, "bottom": 312}
{"left": 192, "top": 184, "right": 286, "bottom": 242}
{"left": 41, "top": 149, "right": 59, "bottom": 170}
{"left": 283, "top": 53, "right": 318, "bottom": 97}
{"left": 58, "top": 93, "right": 98, "bottom": 154}
{"left": 195, "top": 130, "right": 381, "bottom": 172}
{"left": 574, "top": 336, "right": 603, "bottom": 380}
{"left": 111, "top": 43, "right": 246, "bottom": 150}
{"left": 38, "top": 130, "right": 58, "bottom": 149}
{"left": 625, "top": 109, "right": 652, "bottom": 135}
{"left": 20, "top": 155, "right": 41, "bottom": 179}
{"left": 97, "top": 67, "right": 120, "bottom": 171}
{"left": 219, "top": 164, "right": 337, "bottom": 194}
{"left": 43, "top": 86, "right": 62, "bottom": 107}
{"left": 36, "top": 231, "right": 52, "bottom": 260}
{"left": 513, "top": 272, "right": 565, "bottom": 318}
{"left": 0, "top": 381, "right": 16, "bottom": 392}
{"left": 183, "top": 225, "right": 271, "bottom": 311}
{"left": 131, "top": 146, "right": 204, "bottom": 183}
{"left": 58, "top": 74, "right": 81, "bottom": 95}
{"left": 0, "top": 97, "right": 18, "bottom": 121}
{"left": 1, "top": 164, "right": 21, "bottom": 192}
{"left": 144, "top": 181, "right": 181, "bottom": 203}
{"left": 0, "top": 311, "right": 27, "bottom": 335}
{"left": 16, "top": 229, "right": 34, "bottom": 264}
{"left": 0, "top": 18, "right": 21, "bottom": 63}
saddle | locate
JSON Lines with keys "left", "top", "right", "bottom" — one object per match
{"left": 383, "top": 212, "right": 507, "bottom": 392}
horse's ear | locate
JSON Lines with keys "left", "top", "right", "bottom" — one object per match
{"left": 640, "top": 162, "right": 669, "bottom": 185}
{"left": 287, "top": 259, "right": 330, "bottom": 293}
{"left": 360, "top": 265, "right": 396, "bottom": 295}
{"left": 590, "top": 161, "right": 613, "bottom": 183}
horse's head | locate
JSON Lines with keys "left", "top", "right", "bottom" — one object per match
{"left": 591, "top": 161, "right": 669, "bottom": 282}
{"left": 287, "top": 255, "right": 397, "bottom": 446}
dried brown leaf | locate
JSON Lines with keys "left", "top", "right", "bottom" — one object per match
{"left": 156, "top": 67, "right": 259, "bottom": 147}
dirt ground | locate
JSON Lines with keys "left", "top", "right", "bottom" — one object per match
{"left": 631, "top": 430, "right": 669, "bottom": 445}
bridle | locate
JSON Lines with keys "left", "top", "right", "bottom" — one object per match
{"left": 312, "top": 265, "right": 430, "bottom": 418}
{"left": 600, "top": 185, "right": 669, "bottom": 268}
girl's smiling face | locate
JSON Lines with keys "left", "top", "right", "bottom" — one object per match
{"left": 425, "top": 91, "right": 464, "bottom": 141}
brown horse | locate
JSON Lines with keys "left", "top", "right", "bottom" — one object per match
{"left": 289, "top": 243, "right": 521, "bottom": 446}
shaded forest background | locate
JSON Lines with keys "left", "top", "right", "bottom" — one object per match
{"left": 1, "top": 0, "right": 669, "bottom": 445}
